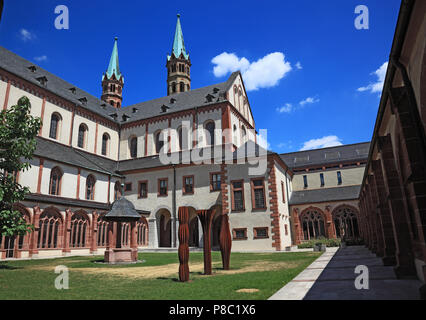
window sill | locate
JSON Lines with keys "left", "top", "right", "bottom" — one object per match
{"left": 253, "top": 236, "right": 269, "bottom": 240}
{"left": 252, "top": 208, "right": 266, "bottom": 212}
{"left": 232, "top": 237, "right": 248, "bottom": 241}
{"left": 231, "top": 210, "right": 245, "bottom": 213}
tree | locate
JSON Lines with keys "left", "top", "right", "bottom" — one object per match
{"left": 0, "top": 96, "right": 42, "bottom": 237}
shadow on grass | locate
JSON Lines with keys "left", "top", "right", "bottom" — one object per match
{"left": 0, "top": 263, "right": 22, "bottom": 270}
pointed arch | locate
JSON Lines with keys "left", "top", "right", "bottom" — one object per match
{"left": 70, "top": 210, "right": 90, "bottom": 248}
{"left": 300, "top": 206, "right": 327, "bottom": 240}
{"left": 38, "top": 206, "right": 63, "bottom": 249}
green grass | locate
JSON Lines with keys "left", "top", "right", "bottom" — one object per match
{"left": 0, "top": 251, "right": 321, "bottom": 300}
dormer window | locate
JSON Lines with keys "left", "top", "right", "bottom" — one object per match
{"left": 161, "top": 105, "right": 169, "bottom": 113}
{"left": 78, "top": 97, "right": 87, "bottom": 105}
{"left": 132, "top": 107, "right": 138, "bottom": 113}
{"left": 69, "top": 87, "right": 76, "bottom": 94}
{"left": 170, "top": 98, "right": 176, "bottom": 104}
{"left": 36, "top": 76, "right": 48, "bottom": 86}
{"left": 109, "top": 113, "right": 118, "bottom": 120}
{"left": 122, "top": 114, "right": 130, "bottom": 122}
{"left": 100, "top": 103, "right": 107, "bottom": 109}
{"left": 206, "top": 94, "right": 214, "bottom": 103}
{"left": 213, "top": 87, "right": 220, "bottom": 94}
{"left": 28, "top": 65, "right": 37, "bottom": 72}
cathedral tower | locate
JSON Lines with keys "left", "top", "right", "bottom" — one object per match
{"left": 101, "top": 37, "right": 124, "bottom": 108}
{"left": 166, "top": 14, "right": 191, "bottom": 95}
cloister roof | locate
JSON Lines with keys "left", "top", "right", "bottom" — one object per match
{"left": 280, "top": 142, "right": 370, "bottom": 169}
{"left": 289, "top": 185, "right": 361, "bottom": 205}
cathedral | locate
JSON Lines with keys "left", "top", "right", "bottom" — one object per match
{"left": 0, "top": 14, "right": 378, "bottom": 260}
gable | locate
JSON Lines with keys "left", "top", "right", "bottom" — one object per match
{"left": 226, "top": 73, "right": 255, "bottom": 128}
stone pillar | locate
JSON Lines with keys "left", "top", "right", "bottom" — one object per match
{"left": 390, "top": 86, "right": 426, "bottom": 279}
{"left": 291, "top": 208, "right": 303, "bottom": 245}
{"left": 62, "top": 209, "right": 72, "bottom": 254}
{"left": 372, "top": 159, "right": 397, "bottom": 265}
{"left": 369, "top": 174, "right": 385, "bottom": 258}
{"left": 148, "top": 218, "right": 157, "bottom": 248}
{"left": 130, "top": 221, "right": 138, "bottom": 261}
{"left": 90, "top": 211, "right": 98, "bottom": 254}
{"left": 29, "top": 206, "right": 41, "bottom": 256}
{"left": 378, "top": 134, "right": 416, "bottom": 278}
{"left": 197, "top": 209, "right": 215, "bottom": 275}
{"left": 365, "top": 181, "right": 378, "bottom": 253}
{"left": 324, "top": 206, "right": 336, "bottom": 239}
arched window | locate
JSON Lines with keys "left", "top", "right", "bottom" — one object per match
{"left": 121, "top": 222, "right": 130, "bottom": 248}
{"left": 155, "top": 131, "right": 164, "bottom": 154}
{"left": 333, "top": 206, "right": 360, "bottom": 239}
{"left": 180, "top": 82, "right": 185, "bottom": 92}
{"left": 37, "top": 209, "right": 62, "bottom": 249}
{"left": 110, "top": 100, "right": 115, "bottom": 107}
{"left": 205, "top": 121, "right": 215, "bottom": 146}
{"left": 172, "top": 82, "right": 177, "bottom": 93}
{"left": 137, "top": 218, "right": 149, "bottom": 246}
{"left": 233, "top": 124, "right": 238, "bottom": 145}
{"left": 117, "top": 102, "right": 121, "bottom": 108}
{"left": 102, "top": 133, "right": 110, "bottom": 156}
{"left": 85, "top": 175, "right": 96, "bottom": 200}
{"left": 234, "top": 86, "right": 238, "bottom": 108}
{"left": 77, "top": 124, "right": 88, "bottom": 149}
{"left": 241, "top": 125, "right": 247, "bottom": 143}
{"left": 97, "top": 214, "right": 109, "bottom": 247}
{"left": 49, "top": 167, "right": 63, "bottom": 196}
{"left": 301, "top": 209, "right": 326, "bottom": 240}
{"left": 49, "top": 113, "right": 61, "bottom": 139}
{"left": 110, "top": 84, "right": 116, "bottom": 92}
{"left": 70, "top": 211, "right": 89, "bottom": 248}
{"left": 114, "top": 181, "right": 122, "bottom": 200}
{"left": 177, "top": 126, "right": 183, "bottom": 150}
{"left": 130, "top": 137, "right": 137, "bottom": 158}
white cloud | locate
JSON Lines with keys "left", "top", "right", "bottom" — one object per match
{"left": 295, "top": 61, "right": 302, "bottom": 69}
{"left": 276, "top": 103, "right": 293, "bottom": 113}
{"left": 357, "top": 62, "right": 388, "bottom": 94}
{"left": 300, "top": 135, "right": 343, "bottom": 151}
{"left": 20, "top": 29, "right": 35, "bottom": 42}
{"left": 34, "top": 55, "right": 47, "bottom": 62}
{"left": 211, "top": 52, "right": 250, "bottom": 77}
{"left": 299, "top": 97, "right": 319, "bottom": 106}
{"left": 211, "top": 52, "right": 292, "bottom": 91}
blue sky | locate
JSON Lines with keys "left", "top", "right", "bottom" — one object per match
{"left": 0, "top": 0, "right": 401, "bottom": 153}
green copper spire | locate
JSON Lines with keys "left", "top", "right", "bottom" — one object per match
{"left": 168, "top": 14, "right": 189, "bottom": 61}
{"left": 104, "top": 37, "right": 123, "bottom": 81}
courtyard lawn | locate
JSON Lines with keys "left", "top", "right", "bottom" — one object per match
{"left": 0, "top": 251, "right": 321, "bottom": 300}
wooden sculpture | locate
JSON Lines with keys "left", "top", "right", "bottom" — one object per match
{"left": 196, "top": 209, "right": 215, "bottom": 275}
{"left": 178, "top": 206, "right": 190, "bottom": 282}
{"left": 219, "top": 214, "right": 232, "bottom": 270}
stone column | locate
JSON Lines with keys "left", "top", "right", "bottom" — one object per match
{"left": 369, "top": 174, "right": 385, "bottom": 258}
{"left": 62, "top": 209, "right": 72, "bottom": 254}
{"left": 90, "top": 211, "right": 98, "bottom": 254}
{"left": 390, "top": 86, "right": 426, "bottom": 279}
{"left": 324, "top": 206, "right": 336, "bottom": 239}
{"left": 29, "top": 206, "right": 41, "bottom": 257}
{"left": 378, "top": 134, "right": 416, "bottom": 277}
{"left": 291, "top": 208, "right": 303, "bottom": 245}
{"left": 372, "top": 159, "right": 397, "bottom": 265}
{"left": 130, "top": 221, "right": 138, "bottom": 261}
